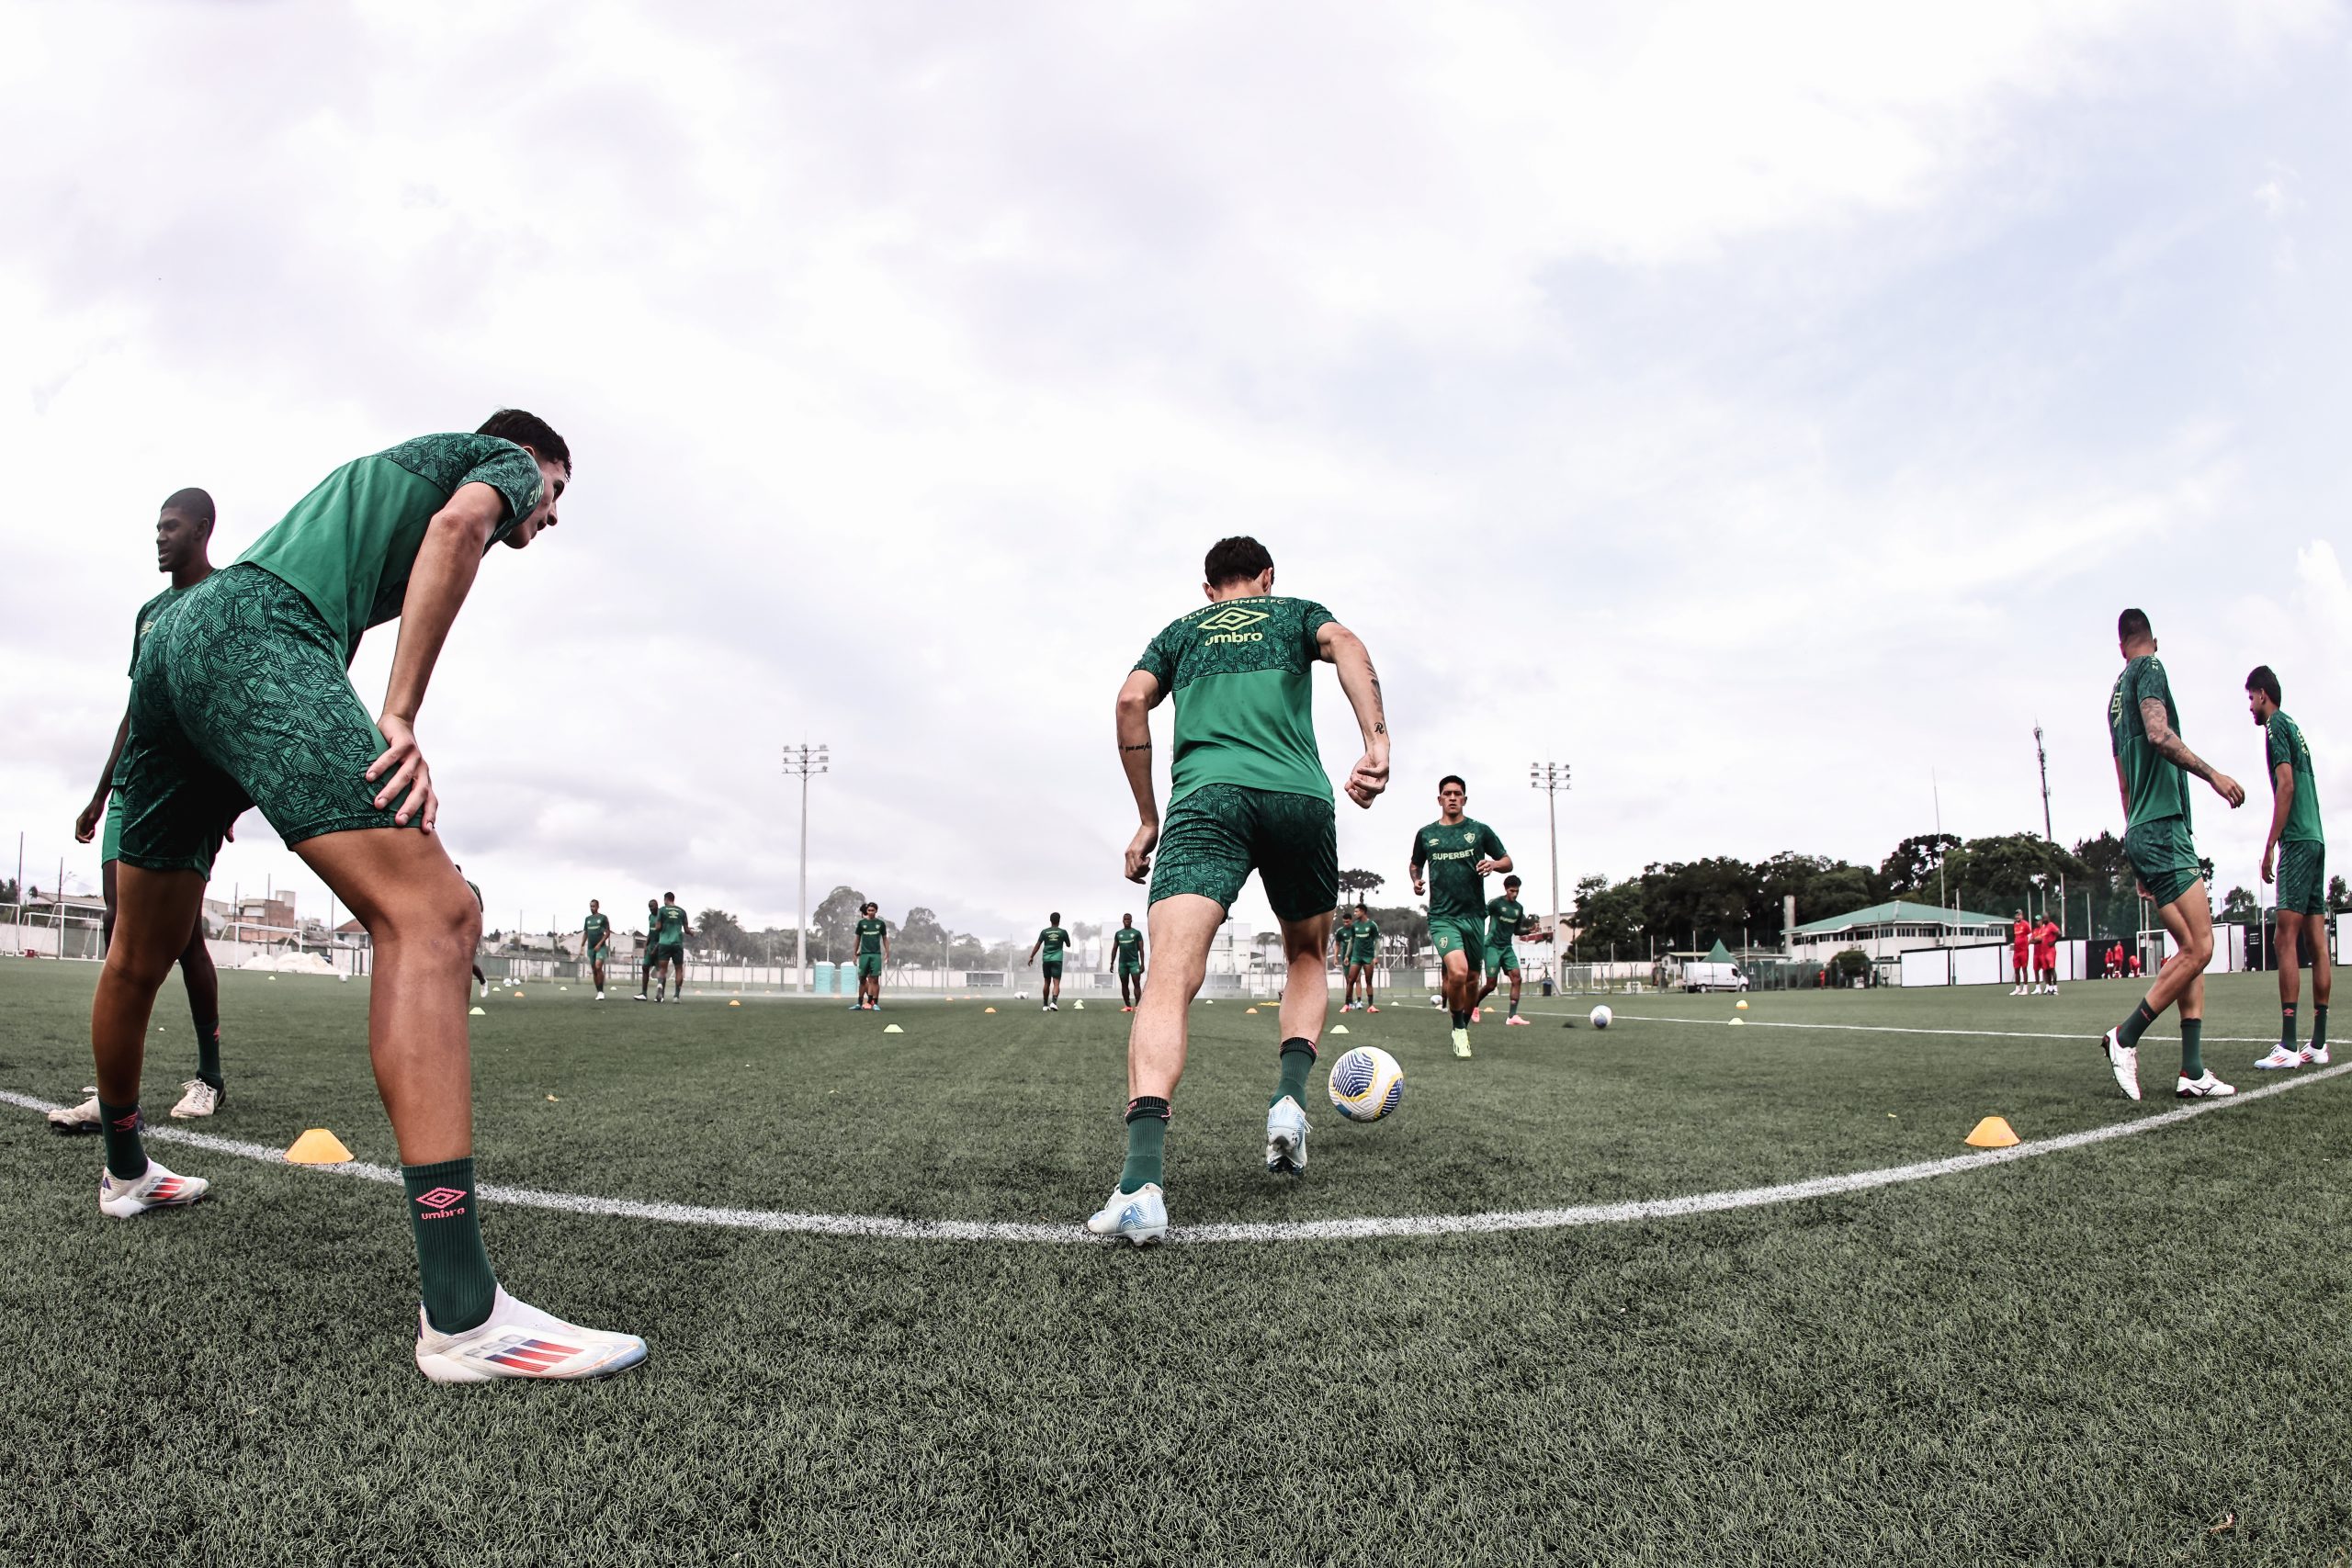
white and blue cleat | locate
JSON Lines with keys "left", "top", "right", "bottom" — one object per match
{"left": 1265, "top": 1096, "right": 1309, "bottom": 1175}
{"left": 1084, "top": 1182, "right": 1168, "bottom": 1246}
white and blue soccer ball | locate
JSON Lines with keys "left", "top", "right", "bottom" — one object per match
{"left": 1589, "top": 1005, "right": 1612, "bottom": 1030}
{"left": 1328, "top": 1045, "right": 1404, "bottom": 1122}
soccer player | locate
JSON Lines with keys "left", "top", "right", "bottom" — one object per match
{"left": 2098, "top": 608, "right": 2245, "bottom": 1101}
{"left": 582, "top": 899, "right": 612, "bottom": 1000}
{"left": 1027, "top": 913, "right": 1072, "bottom": 1011}
{"left": 54, "top": 489, "right": 229, "bottom": 1130}
{"left": 650, "top": 892, "right": 689, "bottom": 1001}
{"left": 456, "top": 864, "right": 488, "bottom": 998}
{"left": 2247, "top": 666, "right": 2331, "bottom": 1069}
{"left": 85, "top": 411, "right": 642, "bottom": 1379}
{"left": 1476, "top": 874, "right": 1534, "bottom": 1024}
{"left": 1412, "top": 776, "right": 1511, "bottom": 1057}
{"left": 1335, "top": 903, "right": 1381, "bottom": 1012}
{"left": 852, "top": 901, "right": 888, "bottom": 1010}
{"left": 1086, "top": 535, "right": 1388, "bottom": 1244}
{"left": 636, "top": 897, "right": 661, "bottom": 999}
{"left": 1112, "top": 913, "right": 1146, "bottom": 1010}
{"left": 2033, "top": 912, "right": 2061, "bottom": 996}
{"left": 2009, "top": 909, "right": 2031, "bottom": 996}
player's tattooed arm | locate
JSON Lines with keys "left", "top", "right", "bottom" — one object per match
{"left": 2139, "top": 696, "right": 2245, "bottom": 807}
{"left": 1318, "top": 621, "right": 1390, "bottom": 807}
{"left": 1117, "top": 670, "right": 1163, "bottom": 881}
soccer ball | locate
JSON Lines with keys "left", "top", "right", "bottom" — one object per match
{"left": 1589, "top": 1005, "right": 1612, "bottom": 1030}
{"left": 1014, "top": 990, "right": 1028, "bottom": 1000}
{"left": 1429, "top": 993, "right": 1443, "bottom": 1009}
{"left": 1328, "top": 1045, "right": 1404, "bottom": 1122}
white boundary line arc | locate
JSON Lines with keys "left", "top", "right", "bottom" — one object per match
{"left": 8, "top": 1063, "right": 2347, "bottom": 1244}
{"left": 1529, "top": 1009, "right": 2281, "bottom": 1044}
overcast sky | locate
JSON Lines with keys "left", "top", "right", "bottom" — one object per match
{"left": 4, "top": 0, "right": 2347, "bottom": 942}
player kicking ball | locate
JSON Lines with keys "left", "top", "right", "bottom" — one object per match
{"left": 1087, "top": 536, "right": 1389, "bottom": 1244}
{"left": 1027, "top": 914, "right": 1072, "bottom": 1011}
{"left": 1412, "top": 776, "right": 1511, "bottom": 1057}
{"left": 1336, "top": 903, "right": 1380, "bottom": 1012}
{"left": 852, "top": 902, "right": 888, "bottom": 1010}
{"left": 55, "top": 489, "right": 230, "bottom": 1131}
{"left": 1112, "top": 913, "right": 1145, "bottom": 1010}
{"left": 2246, "top": 666, "right": 2331, "bottom": 1070}
{"left": 582, "top": 899, "right": 612, "bottom": 999}
{"left": 1475, "top": 874, "right": 1534, "bottom": 1024}
{"left": 2098, "top": 608, "right": 2244, "bottom": 1101}
{"left": 85, "top": 412, "right": 642, "bottom": 1381}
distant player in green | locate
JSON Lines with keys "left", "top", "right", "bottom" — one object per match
{"left": 646, "top": 892, "right": 690, "bottom": 1002}
{"left": 456, "top": 865, "right": 488, "bottom": 998}
{"left": 1088, "top": 536, "right": 1389, "bottom": 1246}
{"left": 637, "top": 897, "right": 661, "bottom": 999}
{"left": 1112, "top": 913, "right": 1146, "bottom": 1010}
{"left": 1475, "top": 874, "right": 1535, "bottom": 1025}
{"left": 1027, "top": 914, "right": 1072, "bottom": 1012}
{"left": 1411, "top": 775, "right": 1511, "bottom": 1058}
{"left": 54, "top": 488, "right": 229, "bottom": 1131}
{"left": 1334, "top": 903, "right": 1381, "bottom": 1012}
{"left": 2247, "top": 666, "right": 2331, "bottom": 1070}
{"left": 2098, "top": 608, "right": 2245, "bottom": 1103}
{"left": 852, "top": 902, "right": 888, "bottom": 1010}
{"left": 86, "top": 410, "right": 642, "bottom": 1379}
{"left": 582, "top": 899, "right": 612, "bottom": 1000}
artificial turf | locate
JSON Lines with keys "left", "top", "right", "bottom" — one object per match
{"left": 2, "top": 959, "right": 2346, "bottom": 1565}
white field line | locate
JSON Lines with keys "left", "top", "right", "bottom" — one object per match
{"left": 7, "top": 1063, "right": 2346, "bottom": 1245}
{"left": 1533, "top": 1010, "right": 2279, "bottom": 1044}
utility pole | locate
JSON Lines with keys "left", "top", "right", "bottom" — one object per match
{"left": 1531, "top": 761, "right": 1569, "bottom": 985}
{"left": 783, "top": 741, "right": 829, "bottom": 993}
{"left": 2034, "top": 721, "right": 2069, "bottom": 938}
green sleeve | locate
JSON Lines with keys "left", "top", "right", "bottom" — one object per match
{"left": 1135, "top": 628, "right": 1176, "bottom": 690}
{"left": 1409, "top": 834, "right": 1427, "bottom": 870}
{"left": 1481, "top": 824, "right": 1509, "bottom": 860}
{"left": 1298, "top": 601, "right": 1335, "bottom": 655}
{"left": 2267, "top": 716, "right": 2290, "bottom": 775}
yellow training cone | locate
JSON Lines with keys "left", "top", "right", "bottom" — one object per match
{"left": 884, "top": 1023, "right": 903, "bottom": 1034}
{"left": 1330, "top": 1024, "right": 1350, "bottom": 1035}
{"left": 1728, "top": 1017, "right": 1745, "bottom": 1026}
{"left": 1246, "top": 1007, "right": 1260, "bottom": 1014}
{"left": 1735, "top": 999, "right": 1748, "bottom": 1010}
{"left": 468, "top": 1006, "right": 486, "bottom": 1016}
{"left": 1966, "top": 1116, "right": 2020, "bottom": 1149}
{"left": 514, "top": 990, "right": 525, "bottom": 998}
{"left": 1074, "top": 1000, "right": 1085, "bottom": 1010}
{"left": 984, "top": 1006, "right": 997, "bottom": 1014}
{"left": 285, "top": 1128, "right": 353, "bottom": 1165}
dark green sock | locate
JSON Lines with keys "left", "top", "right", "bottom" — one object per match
{"left": 402, "top": 1157, "right": 497, "bottom": 1334}
{"left": 1272, "top": 1039, "right": 1315, "bottom": 1110}
{"left": 1451, "top": 1010, "right": 1468, "bottom": 1030}
{"left": 2281, "top": 1001, "right": 2300, "bottom": 1049}
{"left": 196, "top": 1025, "right": 222, "bottom": 1090}
{"left": 1508, "top": 998, "right": 1521, "bottom": 1018}
{"left": 2314, "top": 1004, "right": 2330, "bottom": 1050}
{"left": 2117, "top": 1000, "right": 2159, "bottom": 1050}
{"left": 2180, "top": 1019, "right": 2204, "bottom": 1079}
{"left": 1120, "top": 1098, "right": 1169, "bottom": 1193}
{"left": 98, "top": 1099, "right": 147, "bottom": 1180}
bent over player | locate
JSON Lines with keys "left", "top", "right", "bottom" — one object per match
{"left": 1088, "top": 536, "right": 1389, "bottom": 1244}
{"left": 2247, "top": 666, "right": 2331, "bottom": 1069}
{"left": 85, "top": 412, "right": 644, "bottom": 1382}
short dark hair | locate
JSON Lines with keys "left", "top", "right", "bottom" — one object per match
{"left": 478, "top": 409, "right": 571, "bottom": 472}
{"left": 1049, "top": 911, "right": 1060, "bottom": 923}
{"left": 2118, "top": 607, "right": 2152, "bottom": 644}
{"left": 664, "top": 891, "right": 674, "bottom": 899}
{"left": 1438, "top": 774, "right": 1466, "bottom": 794}
{"left": 2246, "top": 665, "right": 2281, "bottom": 705}
{"left": 1204, "top": 536, "right": 1273, "bottom": 587}
{"left": 1504, "top": 875, "right": 1521, "bottom": 888}
{"left": 161, "top": 487, "right": 216, "bottom": 533}
{"left": 1353, "top": 903, "right": 1367, "bottom": 915}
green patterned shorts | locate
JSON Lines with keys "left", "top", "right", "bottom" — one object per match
{"left": 2123, "top": 816, "right": 2202, "bottom": 909}
{"left": 2277, "top": 840, "right": 2327, "bottom": 917}
{"left": 1487, "top": 940, "right": 1520, "bottom": 974}
{"left": 115, "top": 566, "right": 421, "bottom": 877}
{"left": 1148, "top": 784, "right": 1338, "bottom": 923}
{"left": 856, "top": 953, "right": 883, "bottom": 979}
{"left": 1430, "top": 916, "right": 1485, "bottom": 966}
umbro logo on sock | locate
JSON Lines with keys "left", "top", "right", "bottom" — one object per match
{"left": 413, "top": 1187, "right": 469, "bottom": 1217}
{"left": 109, "top": 1111, "right": 141, "bottom": 1132}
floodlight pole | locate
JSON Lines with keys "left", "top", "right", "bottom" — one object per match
{"left": 783, "top": 742, "right": 830, "bottom": 993}
{"left": 1532, "top": 761, "right": 1569, "bottom": 986}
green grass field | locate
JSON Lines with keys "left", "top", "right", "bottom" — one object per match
{"left": 4, "top": 959, "right": 2347, "bottom": 1565}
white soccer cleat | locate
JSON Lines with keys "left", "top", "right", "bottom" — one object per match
{"left": 2176, "top": 1069, "right": 2236, "bottom": 1099}
{"left": 2100, "top": 1029, "right": 2141, "bottom": 1101}
{"left": 47, "top": 1093, "right": 102, "bottom": 1134}
{"left": 98, "top": 1158, "right": 209, "bottom": 1218}
{"left": 595, "top": 992, "right": 605, "bottom": 1001}
{"left": 2304, "top": 1043, "right": 2332, "bottom": 1066}
{"left": 2009, "top": 986, "right": 2024, "bottom": 997}
{"left": 168, "top": 1078, "right": 222, "bottom": 1119}
{"left": 413, "top": 1286, "right": 648, "bottom": 1384}
{"left": 1265, "top": 1096, "right": 1309, "bottom": 1175}
{"left": 1452, "top": 1028, "right": 1472, "bottom": 1059}
{"left": 1084, "top": 1182, "right": 1167, "bottom": 1246}
{"left": 2255, "top": 1045, "right": 2302, "bottom": 1071}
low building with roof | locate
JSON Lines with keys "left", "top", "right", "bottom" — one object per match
{"left": 1787, "top": 899, "right": 2010, "bottom": 965}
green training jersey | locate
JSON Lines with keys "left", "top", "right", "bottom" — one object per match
{"left": 645, "top": 908, "right": 661, "bottom": 943}
{"left": 1037, "top": 926, "right": 1069, "bottom": 962}
{"left": 854, "top": 916, "right": 887, "bottom": 955}
{"left": 657, "top": 903, "right": 687, "bottom": 945}
{"left": 1343, "top": 917, "right": 1380, "bottom": 964}
{"left": 1113, "top": 927, "right": 1144, "bottom": 965}
{"left": 2266, "top": 710, "right": 2324, "bottom": 844}
{"left": 1414, "top": 818, "right": 1508, "bottom": 921}
{"left": 129, "top": 585, "right": 187, "bottom": 676}
{"left": 582, "top": 912, "right": 609, "bottom": 949}
{"left": 237, "top": 433, "right": 545, "bottom": 666}
{"left": 1484, "top": 897, "right": 1526, "bottom": 950}
{"left": 2108, "top": 655, "right": 2192, "bottom": 830}
{"left": 1134, "top": 595, "right": 1338, "bottom": 807}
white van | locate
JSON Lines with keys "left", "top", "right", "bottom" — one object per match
{"left": 1679, "top": 960, "right": 1748, "bottom": 993}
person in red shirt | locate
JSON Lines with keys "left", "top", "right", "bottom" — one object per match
{"left": 2033, "top": 917, "right": 2062, "bottom": 996}
{"left": 2009, "top": 910, "right": 2032, "bottom": 997}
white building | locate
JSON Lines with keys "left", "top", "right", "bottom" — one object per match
{"left": 1787, "top": 899, "right": 2010, "bottom": 964}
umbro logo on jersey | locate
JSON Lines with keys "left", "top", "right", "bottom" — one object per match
{"left": 1199, "top": 604, "right": 1271, "bottom": 644}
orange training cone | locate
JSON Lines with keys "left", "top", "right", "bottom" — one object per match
{"left": 285, "top": 1128, "right": 354, "bottom": 1164}
{"left": 1965, "top": 1116, "right": 2020, "bottom": 1149}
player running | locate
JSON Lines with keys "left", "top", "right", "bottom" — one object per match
{"left": 852, "top": 902, "right": 888, "bottom": 1010}
{"left": 648, "top": 892, "right": 689, "bottom": 1001}
{"left": 85, "top": 412, "right": 642, "bottom": 1380}
{"left": 1086, "top": 536, "right": 1389, "bottom": 1245}
{"left": 2098, "top": 608, "right": 2245, "bottom": 1101}
{"left": 1027, "top": 913, "right": 1072, "bottom": 1011}
{"left": 2247, "top": 666, "right": 2331, "bottom": 1069}
{"left": 54, "top": 490, "right": 229, "bottom": 1131}
{"left": 1112, "top": 913, "right": 1146, "bottom": 1010}
{"left": 1412, "top": 776, "right": 1511, "bottom": 1058}
{"left": 1475, "top": 874, "right": 1534, "bottom": 1024}
{"left": 582, "top": 899, "right": 612, "bottom": 999}
{"left": 2009, "top": 910, "right": 2031, "bottom": 996}
{"left": 1336, "top": 903, "right": 1381, "bottom": 1012}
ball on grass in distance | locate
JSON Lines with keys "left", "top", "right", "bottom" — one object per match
{"left": 1328, "top": 1045, "right": 1404, "bottom": 1122}
{"left": 1589, "top": 1005, "right": 1612, "bottom": 1030}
